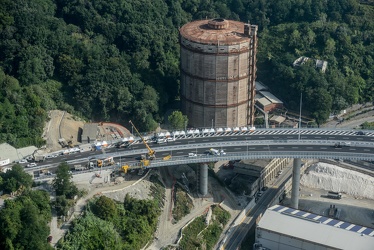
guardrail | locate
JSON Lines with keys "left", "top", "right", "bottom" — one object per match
{"left": 31, "top": 149, "right": 374, "bottom": 181}
{"left": 26, "top": 138, "right": 374, "bottom": 173}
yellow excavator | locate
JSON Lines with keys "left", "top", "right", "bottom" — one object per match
{"left": 129, "top": 120, "right": 156, "bottom": 160}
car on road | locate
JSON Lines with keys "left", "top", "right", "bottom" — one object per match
{"left": 18, "top": 159, "right": 28, "bottom": 164}
{"left": 262, "top": 186, "right": 268, "bottom": 191}
{"left": 26, "top": 163, "right": 37, "bottom": 168}
{"left": 188, "top": 153, "right": 197, "bottom": 157}
{"left": 156, "top": 138, "right": 166, "bottom": 144}
{"left": 257, "top": 191, "right": 263, "bottom": 197}
{"left": 356, "top": 131, "right": 365, "bottom": 135}
{"left": 220, "top": 150, "right": 226, "bottom": 155}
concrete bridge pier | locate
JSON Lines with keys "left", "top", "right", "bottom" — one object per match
{"left": 199, "top": 163, "right": 208, "bottom": 196}
{"left": 291, "top": 158, "right": 301, "bottom": 209}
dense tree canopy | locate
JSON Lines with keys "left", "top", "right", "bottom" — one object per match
{"left": 168, "top": 111, "right": 188, "bottom": 130}
{"left": 58, "top": 194, "right": 161, "bottom": 250}
{"left": 0, "top": 164, "right": 33, "bottom": 193}
{"left": 0, "top": 190, "right": 52, "bottom": 250}
{"left": 52, "top": 162, "right": 78, "bottom": 198}
{"left": 0, "top": 0, "right": 373, "bottom": 146}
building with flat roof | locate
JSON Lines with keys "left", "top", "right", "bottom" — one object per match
{"left": 0, "top": 143, "right": 37, "bottom": 166}
{"left": 256, "top": 91, "right": 283, "bottom": 112}
{"left": 255, "top": 205, "right": 374, "bottom": 250}
{"left": 81, "top": 123, "right": 99, "bottom": 143}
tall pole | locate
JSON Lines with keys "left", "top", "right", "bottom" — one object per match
{"left": 211, "top": 119, "right": 213, "bottom": 128}
{"left": 298, "top": 93, "right": 302, "bottom": 141}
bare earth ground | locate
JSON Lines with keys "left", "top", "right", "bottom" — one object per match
{"left": 42, "top": 110, "right": 131, "bottom": 153}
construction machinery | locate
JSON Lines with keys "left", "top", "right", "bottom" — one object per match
{"left": 163, "top": 155, "right": 172, "bottom": 161}
{"left": 121, "top": 165, "right": 129, "bottom": 174}
{"left": 97, "top": 157, "right": 115, "bottom": 168}
{"left": 129, "top": 120, "right": 156, "bottom": 160}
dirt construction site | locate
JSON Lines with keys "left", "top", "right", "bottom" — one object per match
{"left": 42, "top": 110, "right": 132, "bottom": 153}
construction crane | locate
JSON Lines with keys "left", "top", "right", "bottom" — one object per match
{"left": 129, "top": 120, "right": 156, "bottom": 160}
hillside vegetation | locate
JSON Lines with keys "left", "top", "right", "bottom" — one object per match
{"left": 1, "top": 0, "right": 373, "bottom": 147}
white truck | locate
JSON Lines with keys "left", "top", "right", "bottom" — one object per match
{"left": 208, "top": 148, "right": 219, "bottom": 155}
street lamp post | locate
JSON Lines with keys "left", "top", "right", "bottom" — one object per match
{"left": 298, "top": 93, "right": 303, "bottom": 141}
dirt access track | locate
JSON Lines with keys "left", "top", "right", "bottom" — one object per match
{"left": 42, "top": 110, "right": 131, "bottom": 153}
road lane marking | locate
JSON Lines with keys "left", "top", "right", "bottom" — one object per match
{"left": 277, "top": 147, "right": 284, "bottom": 149}
{"left": 320, "top": 147, "right": 327, "bottom": 149}
{"left": 202, "top": 139, "right": 209, "bottom": 142}
{"left": 292, "top": 147, "right": 298, "bottom": 149}
{"left": 217, "top": 138, "right": 224, "bottom": 140}
{"left": 349, "top": 148, "right": 356, "bottom": 150}
{"left": 234, "top": 148, "right": 241, "bottom": 150}
{"left": 306, "top": 147, "right": 313, "bottom": 149}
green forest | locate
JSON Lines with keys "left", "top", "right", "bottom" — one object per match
{"left": 1, "top": 0, "right": 373, "bottom": 147}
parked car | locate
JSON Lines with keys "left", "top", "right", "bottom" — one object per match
{"left": 18, "top": 159, "right": 28, "bottom": 164}
{"left": 156, "top": 138, "right": 166, "bottom": 144}
{"left": 26, "top": 163, "right": 37, "bottom": 168}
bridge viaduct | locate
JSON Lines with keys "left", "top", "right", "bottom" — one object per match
{"left": 31, "top": 128, "right": 374, "bottom": 209}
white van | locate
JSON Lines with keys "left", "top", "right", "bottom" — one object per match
{"left": 156, "top": 138, "right": 166, "bottom": 144}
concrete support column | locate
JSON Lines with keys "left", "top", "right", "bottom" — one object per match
{"left": 291, "top": 158, "right": 301, "bottom": 209}
{"left": 200, "top": 163, "right": 208, "bottom": 196}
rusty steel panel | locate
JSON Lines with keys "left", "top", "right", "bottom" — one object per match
{"left": 180, "top": 19, "right": 249, "bottom": 46}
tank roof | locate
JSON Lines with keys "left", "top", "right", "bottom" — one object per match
{"left": 180, "top": 19, "right": 250, "bottom": 45}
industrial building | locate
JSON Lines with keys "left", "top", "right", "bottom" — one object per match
{"left": 179, "top": 19, "right": 258, "bottom": 128}
{"left": 81, "top": 123, "right": 99, "bottom": 143}
{"left": 255, "top": 205, "right": 374, "bottom": 250}
{"left": 0, "top": 143, "right": 37, "bottom": 167}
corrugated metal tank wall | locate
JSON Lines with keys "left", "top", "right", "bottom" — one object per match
{"left": 180, "top": 19, "right": 252, "bottom": 128}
